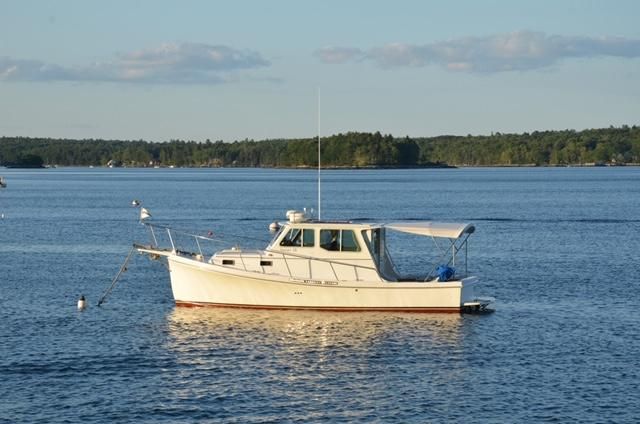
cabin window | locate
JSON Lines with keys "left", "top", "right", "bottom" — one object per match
{"left": 320, "top": 229, "right": 360, "bottom": 252}
{"left": 222, "top": 259, "right": 235, "bottom": 265}
{"left": 320, "top": 229, "right": 340, "bottom": 251}
{"left": 260, "top": 260, "right": 272, "bottom": 266}
{"left": 280, "top": 228, "right": 302, "bottom": 246}
{"left": 302, "top": 229, "right": 315, "bottom": 247}
{"left": 341, "top": 230, "right": 360, "bottom": 252}
{"left": 280, "top": 228, "right": 314, "bottom": 247}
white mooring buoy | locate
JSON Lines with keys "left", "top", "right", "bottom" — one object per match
{"left": 77, "top": 295, "right": 87, "bottom": 311}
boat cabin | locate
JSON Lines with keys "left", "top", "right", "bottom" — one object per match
{"left": 209, "top": 210, "right": 475, "bottom": 283}
{"left": 143, "top": 209, "right": 476, "bottom": 284}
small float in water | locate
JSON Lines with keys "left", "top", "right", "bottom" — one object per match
{"left": 77, "top": 295, "right": 87, "bottom": 311}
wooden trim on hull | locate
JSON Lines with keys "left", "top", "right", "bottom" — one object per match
{"left": 175, "top": 300, "right": 461, "bottom": 313}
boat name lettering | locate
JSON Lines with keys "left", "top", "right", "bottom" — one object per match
{"left": 303, "top": 279, "right": 338, "bottom": 286}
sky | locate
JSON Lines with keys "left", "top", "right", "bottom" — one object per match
{"left": 1, "top": 0, "right": 639, "bottom": 142}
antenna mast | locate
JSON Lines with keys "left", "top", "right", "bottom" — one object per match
{"left": 317, "top": 87, "right": 321, "bottom": 220}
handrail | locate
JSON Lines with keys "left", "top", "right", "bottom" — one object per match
{"left": 237, "top": 249, "right": 248, "bottom": 271}
{"left": 279, "top": 252, "right": 293, "bottom": 277}
{"left": 143, "top": 223, "right": 450, "bottom": 283}
{"left": 144, "top": 222, "right": 379, "bottom": 274}
{"left": 144, "top": 222, "right": 269, "bottom": 245}
{"left": 144, "top": 222, "right": 217, "bottom": 243}
{"left": 230, "top": 249, "right": 363, "bottom": 282}
{"left": 267, "top": 249, "right": 378, "bottom": 272}
{"left": 329, "top": 262, "right": 339, "bottom": 281}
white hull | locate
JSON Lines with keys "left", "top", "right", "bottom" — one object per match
{"left": 166, "top": 255, "right": 483, "bottom": 312}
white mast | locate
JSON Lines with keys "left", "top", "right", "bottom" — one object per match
{"left": 317, "top": 87, "right": 321, "bottom": 220}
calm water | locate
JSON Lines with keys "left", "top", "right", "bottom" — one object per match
{"left": 1, "top": 167, "right": 639, "bottom": 423}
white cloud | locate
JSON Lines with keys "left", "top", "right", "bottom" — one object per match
{"left": 313, "top": 47, "right": 364, "bottom": 64}
{"left": 0, "top": 42, "right": 270, "bottom": 84}
{"left": 317, "top": 31, "right": 640, "bottom": 72}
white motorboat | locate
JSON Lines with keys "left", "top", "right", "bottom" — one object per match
{"left": 136, "top": 209, "right": 494, "bottom": 313}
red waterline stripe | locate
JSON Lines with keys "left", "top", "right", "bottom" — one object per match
{"left": 174, "top": 300, "right": 461, "bottom": 313}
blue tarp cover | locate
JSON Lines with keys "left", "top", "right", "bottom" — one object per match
{"left": 436, "top": 265, "right": 455, "bottom": 281}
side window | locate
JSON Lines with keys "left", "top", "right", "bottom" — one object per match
{"left": 320, "top": 229, "right": 340, "bottom": 251}
{"left": 320, "top": 229, "right": 360, "bottom": 252}
{"left": 341, "top": 230, "right": 360, "bottom": 252}
{"left": 279, "top": 229, "right": 302, "bottom": 246}
{"left": 302, "top": 229, "right": 315, "bottom": 247}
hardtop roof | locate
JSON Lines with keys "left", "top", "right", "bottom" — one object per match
{"left": 280, "top": 220, "right": 475, "bottom": 239}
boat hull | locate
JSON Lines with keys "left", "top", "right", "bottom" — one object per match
{"left": 166, "top": 255, "right": 483, "bottom": 313}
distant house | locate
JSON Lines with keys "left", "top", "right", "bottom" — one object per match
{"left": 107, "top": 159, "right": 122, "bottom": 168}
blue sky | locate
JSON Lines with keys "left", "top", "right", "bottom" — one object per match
{"left": 1, "top": 0, "right": 639, "bottom": 141}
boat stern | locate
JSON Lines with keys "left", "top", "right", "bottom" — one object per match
{"left": 460, "top": 276, "right": 495, "bottom": 312}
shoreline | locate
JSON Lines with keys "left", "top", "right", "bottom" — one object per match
{"left": 3, "top": 163, "right": 638, "bottom": 170}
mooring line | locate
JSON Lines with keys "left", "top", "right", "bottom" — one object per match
{"left": 97, "top": 246, "right": 136, "bottom": 307}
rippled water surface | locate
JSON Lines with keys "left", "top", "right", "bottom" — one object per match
{"left": 1, "top": 167, "right": 639, "bottom": 423}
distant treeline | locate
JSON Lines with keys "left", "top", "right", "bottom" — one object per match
{"left": 1, "top": 126, "right": 639, "bottom": 168}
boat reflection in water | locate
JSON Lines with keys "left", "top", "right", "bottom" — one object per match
{"left": 164, "top": 308, "right": 465, "bottom": 373}
{"left": 158, "top": 308, "right": 478, "bottom": 420}
{"left": 166, "top": 307, "right": 465, "bottom": 352}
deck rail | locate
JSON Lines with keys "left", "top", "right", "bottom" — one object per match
{"left": 141, "top": 223, "right": 379, "bottom": 282}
